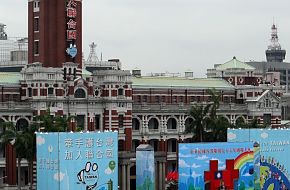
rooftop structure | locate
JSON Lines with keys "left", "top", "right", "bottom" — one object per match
{"left": 0, "top": 23, "right": 7, "bottom": 40}
{"left": 265, "top": 24, "right": 286, "bottom": 62}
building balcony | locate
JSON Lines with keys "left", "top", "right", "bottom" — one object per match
{"left": 0, "top": 102, "right": 32, "bottom": 111}
{"left": 133, "top": 103, "right": 191, "bottom": 113}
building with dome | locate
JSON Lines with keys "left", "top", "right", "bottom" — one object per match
{"left": 0, "top": 2, "right": 287, "bottom": 190}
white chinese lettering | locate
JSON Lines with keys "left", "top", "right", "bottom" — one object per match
{"left": 85, "top": 150, "right": 94, "bottom": 159}
{"left": 86, "top": 138, "right": 94, "bottom": 148}
{"left": 76, "top": 150, "right": 82, "bottom": 160}
{"left": 106, "top": 149, "right": 113, "bottom": 158}
{"left": 65, "top": 150, "right": 73, "bottom": 160}
{"left": 75, "top": 138, "right": 84, "bottom": 148}
{"left": 96, "top": 138, "right": 103, "bottom": 147}
{"left": 106, "top": 137, "right": 114, "bottom": 147}
{"left": 96, "top": 150, "right": 103, "bottom": 159}
{"left": 64, "top": 138, "right": 73, "bottom": 148}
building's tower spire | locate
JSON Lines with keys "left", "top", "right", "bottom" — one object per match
{"left": 268, "top": 23, "right": 281, "bottom": 50}
{"left": 265, "top": 23, "right": 286, "bottom": 62}
{"left": 87, "top": 42, "right": 99, "bottom": 62}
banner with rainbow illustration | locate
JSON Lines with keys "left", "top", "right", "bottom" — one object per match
{"left": 178, "top": 142, "right": 256, "bottom": 190}
{"left": 228, "top": 129, "right": 290, "bottom": 190}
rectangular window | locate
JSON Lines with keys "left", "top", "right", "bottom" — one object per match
{"left": 142, "top": 96, "right": 147, "bottom": 102}
{"left": 155, "top": 96, "right": 160, "bottom": 103}
{"left": 34, "top": 40, "right": 39, "bottom": 55}
{"left": 118, "top": 115, "right": 124, "bottom": 128}
{"left": 33, "top": 0, "right": 40, "bottom": 12}
{"left": 28, "top": 88, "right": 32, "bottom": 97}
{"left": 95, "top": 115, "right": 100, "bottom": 130}
{"left": 48, "top": 87, "right": 54, "bottom": 95}
{"left": 34, "top": 17, "right": 39, "bottom": 31}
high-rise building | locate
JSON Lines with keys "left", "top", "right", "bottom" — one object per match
{"left": 28, "top": 0, "right": 82, "bottom": 68}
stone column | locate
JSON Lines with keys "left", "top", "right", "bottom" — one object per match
{"left": 155, "top": 163, "right": 158, "bottom": 190}
{"left": 159, "top": 162, "right": 163, "bottom": 190}
{"left": 122, "top": 164, "right": 126, "bottom": 190}
{"left": 126, "top": 164, "right": 130, "bottom": 190}
{"left": 162, "top": 162, "right": 166, "bottom": 189}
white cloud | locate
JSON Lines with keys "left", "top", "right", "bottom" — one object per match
{"left": 179, "top": 159, "right": 190, "bottom": 168}
{"left": 261, "top": 132, "right": 268, "bottom": 139}
{"left": 196, "top": 155, "right": 209, "bottom": 160}
{"left": 218, "top": 164, "right": 226, "bottom": 170}
{"left": 179, "top": 153, "right": 191, "bottom": 158}
{"left": 206, "top": 158, "right": 224, "bottom": 164}
{"left": 36, "top": 136, "right": 45, "bottom": 146}
{"left": 54, "top": 172, "right": 65, "bottom": 182}
{"left": 191, "top": 171, "right": 202, "bottom": 178}
{"left": 179, "top": 145, "right": 188, "bottom": 150}
{"left": 227, "top": 132, "right": 237, "bottom": 141}
{"left": 180, "top": 173, "right": 189, "bottom": 177}
{"left": 105, "top": 168, "right": 113, "bottom": 175}
{"left": 191, "top": 163, "right": 201, "bottom": 168}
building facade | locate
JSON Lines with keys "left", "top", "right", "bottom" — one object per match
{"left": 0, "top": 1, "right": 286, "bottom": 190}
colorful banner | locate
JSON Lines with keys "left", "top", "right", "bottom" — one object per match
{"left": 228, "top": 129, "right": 290, "bottom": 189}
{"left": 136, "top": 148, "right": 155, "bottom": 190}
{"left": 178, "top": 142, "right": 255, "bottom": 190}
{"left": 36, "top": 131, "right": 118, "bottom": 190}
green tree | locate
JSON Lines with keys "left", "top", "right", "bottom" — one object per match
{"left": 0, "top": 122, "right": 35, "bottom": 190}
{"left": 206, "top": 88, "right": 221, "bottom": 120}
{"left": 185, "top": 104, "right": 210, "bottom": 142}
{"left": 206, "top": 116, "right": 232, "bottom": 142}
{"left": 33, "top": 113, "right": 71, "bottom": 132}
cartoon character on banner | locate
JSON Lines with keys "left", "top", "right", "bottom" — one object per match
{"left": 77, "top": 162, "right": 99, "bottom": 190}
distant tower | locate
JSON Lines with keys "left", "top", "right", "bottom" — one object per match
{"left": 87, "top": 42, "right": 99, "bottom": 63}
{"left": 265, "top": 23, "right": 286, "bottom": 62}
{"left": 28, "top": 0, "right": 82, "bottom": 68}
{"left": 0, "top": 23, "right": 8, "bottom": 40}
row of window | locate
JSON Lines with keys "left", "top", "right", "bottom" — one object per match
{"left": 134, "top": 95, "right": 235, "bottom": 103}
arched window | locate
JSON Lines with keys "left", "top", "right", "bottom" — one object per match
{"left": 16, "top": 118, "right": 29, "bottom": 131}
{"left": 74, "top": 88, "right": 86, "bottom": 98}
{"left": 167, "top": 118, "right": 177, "bottom": 130}
{"left": 148, "top": 118, "right": 159, "bottom": 130}
{"left": 132, "top": 118, "right": 140, "bottom": 130}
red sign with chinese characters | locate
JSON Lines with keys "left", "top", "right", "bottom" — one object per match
{"left": 66, "top": 0, "right": 78, "bottom": 58}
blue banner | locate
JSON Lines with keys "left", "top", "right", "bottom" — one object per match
{"left": 37, "top": 131, "right": 118, "bottom": 190}
{"left": 228, "top": 129, "right": 290, "bottom": 189}
{"left": 178, "top": 142, "right": 255, "bottom": 190}
{"left": 136, "top": 149, "right": 155, "bottom": 190}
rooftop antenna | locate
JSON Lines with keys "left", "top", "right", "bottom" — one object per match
{"left": 87, "top": 42, "right": 99, "bottom": 63}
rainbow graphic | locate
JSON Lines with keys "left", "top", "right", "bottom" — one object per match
{"left": 234, "top": 151, "right": 254, "bottom": 169}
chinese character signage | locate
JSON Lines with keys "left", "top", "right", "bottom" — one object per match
{"left": 178, "top": 142, "right": 255, "bottom": 190}
{"left": 66, "top": 0, "right": 78, "bottom": 58}
{"left": 37, "top": 131, "right": 118, "bottom": 190}
{"left": 228, "top": 129, "right": 290, "bottom": 189}
{"left": 136, "top": 145, "right": 155, "bottom": 190}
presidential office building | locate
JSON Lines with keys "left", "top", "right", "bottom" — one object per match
{"left": 0, "top": 1, "right": 285, "bottom": 190}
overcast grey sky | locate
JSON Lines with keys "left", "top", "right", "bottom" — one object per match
{"left": 1, "top": 0, "right": 290, "bottom": 77}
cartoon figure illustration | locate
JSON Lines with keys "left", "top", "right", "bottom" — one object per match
{"left": 77, "top": 162, "right": 99, "bottom": 190}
